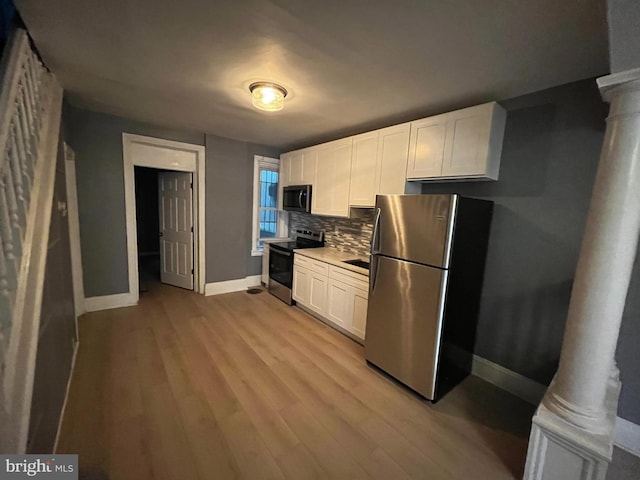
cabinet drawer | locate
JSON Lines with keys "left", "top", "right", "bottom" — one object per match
{"left": 294, "top": 254, "right": 312, "bottom": 269}
{"left": 309, "top": 259, "right": 329, "bottom": 276}
{"left": 295, "top": 254, "right": 329, "bottom": 276}
{"left": 329, "top": 265, "right": 369, "bottom": 292}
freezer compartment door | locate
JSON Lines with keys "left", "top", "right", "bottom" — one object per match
{"left": 372, "top": 194, "right": 456, "bottom": 268}
{"left": 365, "top": 255, "right": 448, "bottom": 399}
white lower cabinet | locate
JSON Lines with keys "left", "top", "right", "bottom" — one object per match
{"left": 293, "top": 254, "right": 369, "bottom": 341}
{"left": 326, "top": 277, "right": 350, "bottom": 329}
{"left": 293, "top": 265, "right": 327, "bottom": 315}
{"left": 292, "top": 265, "right": 311, "bottom": 303}
{"left": 308, "top": 272, "right": 328, "bottom": 314}
{"left": 327, "top": 277, "right": 369, "bottom": 338}
{"left": 350, "top": 288, "right": 369, "bottom": 339}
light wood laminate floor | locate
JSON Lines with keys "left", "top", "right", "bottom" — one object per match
{"left": 57, "top": 282, "right": 538, "bottom": 479}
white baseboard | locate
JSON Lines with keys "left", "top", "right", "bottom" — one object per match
{"left": 245, "top": 275, "right": 262, "bottom": 287}
{"left": 614, "top": 417, "right": 640, "bottom": 457}
{"left": 84, "top": 292, "right": 138, "bottom": 312}
{"left": 53, "top": 339, "right": 78, "bottom": 453}
{"left": 469, "top": 353, "right": 640, "bottom": 458}
{"left": 205, "top": 275, "right": 262, "bottom": 296}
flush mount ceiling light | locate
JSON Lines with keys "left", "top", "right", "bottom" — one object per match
{"left": 249, "top": 82, "right": 287, "bottom": 112}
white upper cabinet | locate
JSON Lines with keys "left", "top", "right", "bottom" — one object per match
{"left": 313, "top": 138, "right": 353, "bottom": 217}
{"left": 289, "top": 150, "right": 304, "bottom": 184}
{"left": 406, "top": 113, "right": 448, "bottom": 179}
{"left": 377, "top": 123, "right": 411, "bottom": 195}
{"left": 407, "top": 102, "right": 506, "bottom": 181}
{"left": 349, "top": 124, "right": 411, "bottom": 207}
{"left": 441, "top": 103, "right": 505, "bottom": 178}
{"left": 290, "top": 148, "right": 317, "bottom": 185}
{"left": 280, "top": 152, "right": 292, "bottom": 187}
{"left": 280, "top": 148, "right": 317, "bottom": 187}
{"left": 282, "top": 101, "right": 506, "bottom": 202}
{"left": 349, "top": 132, "right": 379, "bottom": 207}
{"left": 301, "top": 148, "right": 317, "bottom": 185}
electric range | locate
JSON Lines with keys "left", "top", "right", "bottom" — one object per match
{"left": 268, "top": 229, "right": 324, "bottom": 305}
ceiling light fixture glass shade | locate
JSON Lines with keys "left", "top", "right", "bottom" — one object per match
{"left": 249, "top": 82, "right": 287, "bottom": 112}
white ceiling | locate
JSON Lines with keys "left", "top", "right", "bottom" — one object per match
{"left": 15, "top": 0, "right": 609, "bottom": 150}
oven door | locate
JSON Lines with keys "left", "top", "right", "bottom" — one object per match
{"left": 269, "top": 245, "right": 294, "bottom": 304}
{"left": 269, "top": 245, "right": 293, "bottom": 288}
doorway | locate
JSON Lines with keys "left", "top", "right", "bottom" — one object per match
{"left": 135, "top": 167, "right": 195, "bottom": 292}
{"left": 123, "top": 134, "right": 206, "bottom": 302}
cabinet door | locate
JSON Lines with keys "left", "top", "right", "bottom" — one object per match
{"left": 351, "top": 287, "right": 369, "bottom": 340}
{"left": 406, "top": 113, "right": 448, "bottom": 179}
{"left": 441, "top": 103, "right": 493, "bottom": 177}
{"left": 308, "top": 272, "right": 328, "bottom": 314}
{"left": 280, "top": 153, "right": 292, "bottom": 187}
{"left": 313, "top": 143, "right": 333, "bottom": 215}
{"left": 313, "top": 138, "right": 353, "bottom": 217}
{"left": 377, "top": 123, "right": 410, "bottom": 195}
{"left": 349, "top": 132, "right": 379, "bottom": 207}
{"left": 292, "top": 265, "right": 311, "bottom": 305}
{"left": 262, "top": 246, "right": 270, "bottom": 285}
{"left": 330, "top": 139, "right": 353, "bottom": 217}
{"left": 326, "top": 277, "right": 368, "bottom": 340}
{"left": 326, "top": 277, "right": 350, "bottom": 328}
{"left": 289, "top": 150, "right": 304, "bottom": 185}
{"left": 301, "top": 148, "right": 317, "bottom": 185}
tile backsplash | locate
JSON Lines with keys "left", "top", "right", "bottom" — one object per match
{"left": 289, "top": 210, "right": 375, "bottom": 257}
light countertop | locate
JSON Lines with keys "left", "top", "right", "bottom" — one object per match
{"left": 294, "top": 247, "right": 369, "bottom": 277}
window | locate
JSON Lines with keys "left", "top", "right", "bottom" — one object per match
{"left": 252, "top": 156, "right": 286, "bottom": 255}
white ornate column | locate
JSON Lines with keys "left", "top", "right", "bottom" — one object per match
{"left": 524, "top": 67, "right": 640, "bottom": 480}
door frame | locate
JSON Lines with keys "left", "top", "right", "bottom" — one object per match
{"left": 122, "top": 133, "right": 206, "bottom": 300}
{"left": 63, "top": 142, "right": 84, "bottom": 328}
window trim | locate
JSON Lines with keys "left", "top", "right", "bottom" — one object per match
{"left": 251, "top": 155, "right": 285, "bottom": 256}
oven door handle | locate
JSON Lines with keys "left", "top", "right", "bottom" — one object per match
{"left": 271, "top": 248, "right": 291, "bottom": 257}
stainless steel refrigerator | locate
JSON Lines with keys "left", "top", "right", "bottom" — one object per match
{"left": 365, "top": 194, "right": 492, "bottom": 401}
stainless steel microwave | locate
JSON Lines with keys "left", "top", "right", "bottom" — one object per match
{"left": 283, "top": 185, "right": 312, "bottom": 213}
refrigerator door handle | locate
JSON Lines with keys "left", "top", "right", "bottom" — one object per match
{"left": 370, "top": 255, "right": 379, "bottom": 292}
{"left": 371, "top": 207, "right": 381, "bottom": 254}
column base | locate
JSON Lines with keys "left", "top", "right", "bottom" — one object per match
{"left": 523, "top": 372, "right": 620, "bottom": 480}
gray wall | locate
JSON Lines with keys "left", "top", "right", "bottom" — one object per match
{"left": 205, "top": 135, "right": 280, "bottom": 282}
{"left": 607, "top": 0, "right": 640, "bottom": 73}
{"left": 66, "top": 105, "right": 281, "bottom": 295}
{"left": 421, "top": 80, "right": 606, "bottom": 385}
{"left": 65, "top": 104, "right": 205, "bottom": 297}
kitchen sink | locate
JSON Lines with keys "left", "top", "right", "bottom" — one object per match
{"left": 343, "top": 259, "right": 370, "bottom": 270}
